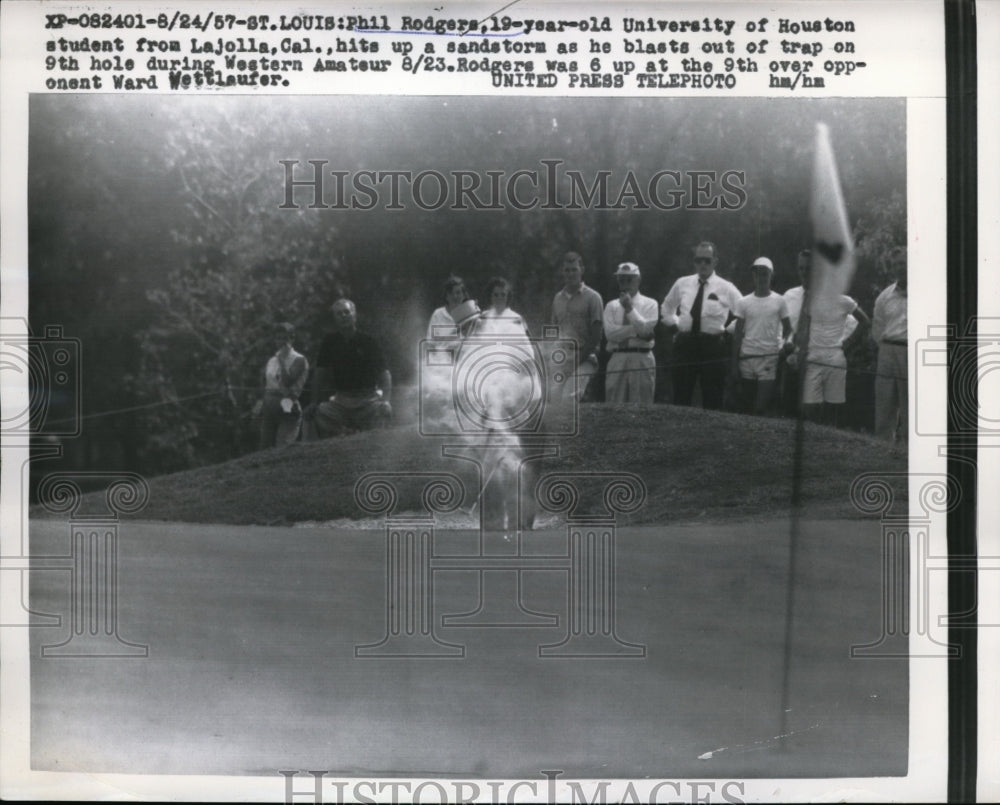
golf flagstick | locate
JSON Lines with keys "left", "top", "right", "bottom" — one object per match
{"left": 782, "top": 300, "right": 809, "bottom": 740}
{"left": 781, "top": 123, "right": 857, "bottom": 739}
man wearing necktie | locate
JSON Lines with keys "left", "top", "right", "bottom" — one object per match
{"left": 602, "top": 262, "right": 659, "bottom": 404}
{"left": 661, "top": 241, "right": 742, "bottom": 409}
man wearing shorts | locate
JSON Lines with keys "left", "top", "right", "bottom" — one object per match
{"left": 791, "top": 283, "right": 870, "bottom": 426}
{"left": 730, "top": 257, "right": 792, "bottom": 415}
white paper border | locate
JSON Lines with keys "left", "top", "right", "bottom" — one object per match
{"left": 0, "top": 0, "right": 954, "bottom": 801}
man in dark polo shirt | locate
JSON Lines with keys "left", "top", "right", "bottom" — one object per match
{"left": 305, "top": 298, "right": 392, "bottom": 438}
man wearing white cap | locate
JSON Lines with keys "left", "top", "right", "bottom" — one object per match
{"left": 730, "top": 257, "right": 792, "bottom": 415}
{"left": 602, "top": 262, "right": 659, "bottom": 403}
{"left": 661, "top": 241, "right": 742, "bottom": 409}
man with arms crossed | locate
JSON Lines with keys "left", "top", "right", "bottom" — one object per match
{"left": 602, "top": 262, "right": 659, "bottom": 404}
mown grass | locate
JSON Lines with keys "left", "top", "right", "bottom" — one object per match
{"left": 45, "top": 404, "right": 907, "bottom": 525}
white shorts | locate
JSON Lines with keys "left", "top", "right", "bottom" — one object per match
{"left": 739, "top": 354, "right": 779, "bottom": 381}
{"left": 802, "top": 349, "right": 847, "bottom": 404}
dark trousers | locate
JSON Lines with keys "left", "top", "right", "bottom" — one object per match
{"left": 672, "top": 332, "right": 729, "bottom": 409}
{"left": 780, "top": 359, "right": 800, "bottom": 417}
{"left": 259, "top": 393, "right": 302, "bottom": 449}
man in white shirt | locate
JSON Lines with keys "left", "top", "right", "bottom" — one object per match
{"left": 782, "top": 251, "right": 810, "bottom": 338}
{"left": 602, "top": 262, "right": 659, "bottom": 404}
{"left": 787, "top": 264, "right": 871, "bottom": 426}
{"left": 661, "top": 241, "right": 742, "bottom": 410}
{"left": 731, "top": 257, "right": 792, "bottom": 415}
{"left": 872, "top": 246, "right": 908, "bottom": 441}
{"left": 780, "top": 249, "right": 811, "bottom": 417}
{"left": 550, "top": 251, "right": 603, "bottom": 402}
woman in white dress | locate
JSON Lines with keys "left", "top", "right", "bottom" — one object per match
{"left": 476, "top": 276, "right": 530, "bottom": 339}
{"left": 426, "top": 274, "right": 469, "bottom": 341}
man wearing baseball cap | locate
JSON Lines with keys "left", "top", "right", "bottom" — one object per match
{"left": 730, "top": 257, "right": 792, "bottom": 415}
{"left": 661, "top": 241, "right": 742, "bottom": 409}
{"left": 602, "top": 261, "right": 659, "bottom": 403}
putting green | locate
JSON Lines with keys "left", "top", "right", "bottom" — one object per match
{"left": 28, "top": 517, "right": 905, "bottom": 779}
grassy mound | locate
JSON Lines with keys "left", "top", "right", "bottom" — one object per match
{"left": 47, "top": 405, "right": 907, "bottom": 525}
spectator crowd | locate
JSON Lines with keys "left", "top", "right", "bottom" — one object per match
{"left": 254, "top": 242, "right": 908, "bottom": 448}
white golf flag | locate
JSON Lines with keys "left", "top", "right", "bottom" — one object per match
{"left": 809, "top": 123, "right": 856, "bottom": 315}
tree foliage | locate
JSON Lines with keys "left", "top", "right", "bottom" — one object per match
{"left": 29, "top": 96, "right": 906, "bottom": 475}
{"left": 134, "top": 104, "right": 347, "bottom": 467}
